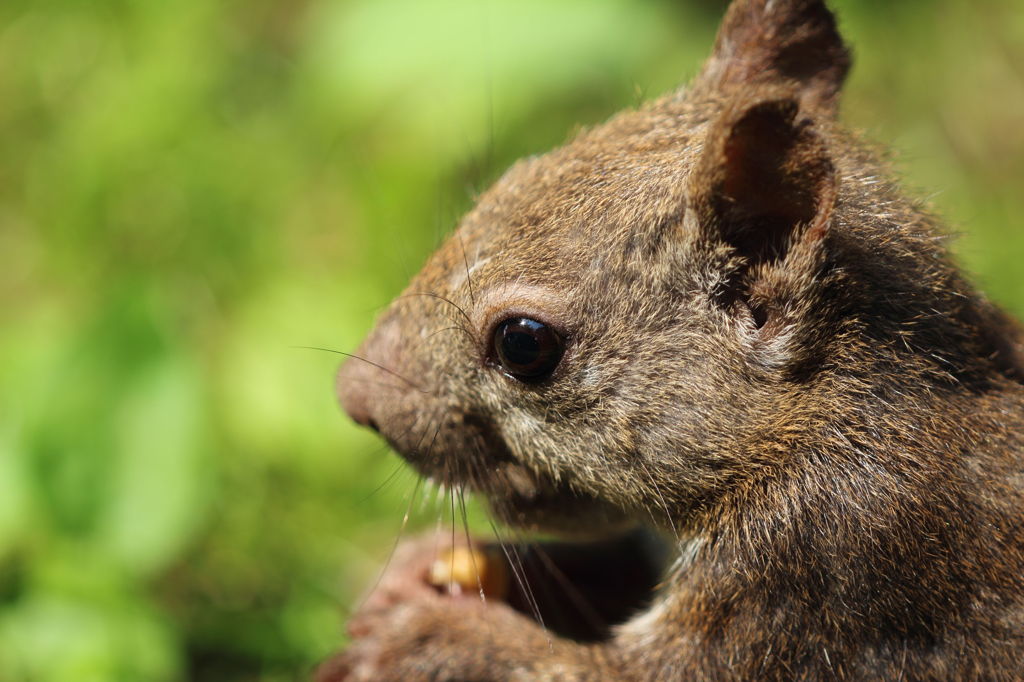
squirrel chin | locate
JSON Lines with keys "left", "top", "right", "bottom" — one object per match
{"left": 480, "top": 463, "right": 636, "bottom": 538}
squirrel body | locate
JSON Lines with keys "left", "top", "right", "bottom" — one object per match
{"left": 329, "top": 1, "right": 1024, "bottom": 679}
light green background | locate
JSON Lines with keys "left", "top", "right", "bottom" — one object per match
{"left": 2, "top": 0, "right": 1022, "bottom": 679}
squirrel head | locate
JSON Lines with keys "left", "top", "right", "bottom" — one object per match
{"left": 337, "top": 0, "right": 1017, "bottom": 534}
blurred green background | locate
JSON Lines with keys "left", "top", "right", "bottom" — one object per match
{"left": 1, "top": 0, "right": 1021, "bottom": 679}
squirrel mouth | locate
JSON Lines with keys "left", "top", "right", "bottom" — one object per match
{"left": 411, "top": 447, "right": 667, "bottom": 641}
{"left": 392, "top": 412, "right": 633, "bottom": 535}
{"left": 382, "top": 414, "right": 668, "bottom": 638}
{"left": 448, "top": 458, "right": 670, "bottom": 641}
{"left": 480, "top": 462, "right": 632, "bottom": 534}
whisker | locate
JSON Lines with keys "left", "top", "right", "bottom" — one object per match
{"left": 528, "top": 542, "right": 609, "bottom": 636}
{"left": 341, "top": 377, "right": 421, "bottom": 393}
{"left": 359, "top": 474, "right": 426, "bottom": 612}
{"left": 456, "top": 485, "right": 488, "bottom": 603}
{"left": 449, "top": 474, "right": 458, "bottom": 592}
{"left": 486, "top": 516, "right": 551, "bottom": 644}
{"left": 462, "top": 452, "right": 549, "bottom": 637}
{"left": 398, "top": 291, "right": 475, "bottom": 333}
{"left": 357, "top": 460, "right": 411, "bottom": 504}
{"left": 417, "top": 415, "right": 445, "bottom": 484}
{"left": 457, "top": 231, "right": 477, "bottom": 306}
{"left": 292, "top": 345, "right": 427, "bottom": 393}
{"left": 433, "top": 479, "right": 449, "bottom": 556}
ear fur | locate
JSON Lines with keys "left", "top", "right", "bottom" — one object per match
{"left": 700, "top": 0, "right": 851, "bottom": 113}
{"left": 690, "top": 92, "right": 837, "bottom": 330}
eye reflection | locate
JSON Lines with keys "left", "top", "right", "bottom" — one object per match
{"left": 492, "top": 318, "right": 565, "bottom": 382}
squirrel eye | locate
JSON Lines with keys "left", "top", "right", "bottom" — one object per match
{"left": 492, "top": 317, "right": 565, "bottom": 382}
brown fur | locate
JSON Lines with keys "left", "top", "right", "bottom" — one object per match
{"left": 328, "top": 1, "right": 1024, "bottom": 679}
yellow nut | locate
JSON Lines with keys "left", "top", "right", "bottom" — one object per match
{"left": 428, "top": 546, "right": 509, "bottom": 599}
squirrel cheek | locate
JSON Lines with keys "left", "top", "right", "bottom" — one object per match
{"left": 579, "top": 365, "right": 602, "bottom": 388}
{"left": 500, "top": 463, "right": 540, "bottom": 500}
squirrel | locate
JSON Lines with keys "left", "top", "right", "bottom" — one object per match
{"left": 324, "top": 0, "right": 1024, "bottom": 679}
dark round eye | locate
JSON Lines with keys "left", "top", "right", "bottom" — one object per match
{"left": 492, "top": 317, "right": 565, "bottom": 382}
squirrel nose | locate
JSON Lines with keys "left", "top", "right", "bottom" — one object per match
{"left": 336, "top": 315, "right": 404, "bottom": 434}
{"left": 345, "top": 394, "right": 380, "bottom": 432}
{"left": 337, "top": 355, "right": 381, "bottom": 432}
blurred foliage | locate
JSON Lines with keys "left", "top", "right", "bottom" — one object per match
{"left": 0, "top": 0, "right": 1021, "bottom": 679}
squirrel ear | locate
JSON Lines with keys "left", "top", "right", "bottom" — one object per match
{"left": 699, "top": 0, "right": 851, "bottom": 113}
{"left": 691, "top": 96, "right": 837, "bottom": 270}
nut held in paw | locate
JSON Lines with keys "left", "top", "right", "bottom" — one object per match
{"left": 428, "top": 546, "right": 508, "bottom": 599}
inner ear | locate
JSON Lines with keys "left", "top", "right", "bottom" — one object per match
{"left": 698, "top": 97, "right": 836, "bottom": 269}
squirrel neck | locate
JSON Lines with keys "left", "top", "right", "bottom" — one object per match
{"left": 644, "top": 370, "right": 1024, "bottom": 670}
